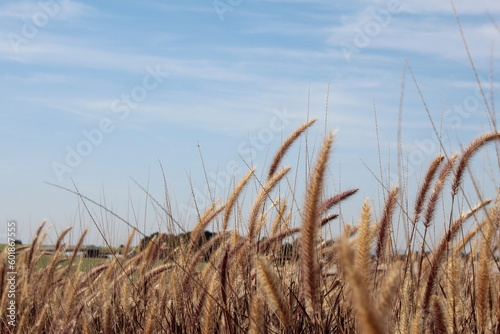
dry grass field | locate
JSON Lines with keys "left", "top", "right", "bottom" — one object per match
{"left": 1, "top": 118, "right": 499, "bottom": 333}
{"left": 2, "top": 0, "right": 499, "bottom": 333}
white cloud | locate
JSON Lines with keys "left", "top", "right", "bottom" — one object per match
{"left": 399, "top": 0, "right": 500, "bottom": 15}
{"left": 0, "top": 39, "right": 267, "bottom": 83}
{"left": 359, "top": 0, "right": 500, "bottom": 15}
{"left": 328, "top": 14, "right": 500, "bottom": 64}
{"left": 376, "top": 24, "right": 498, "bottom": 59}
{"left": 0, "top": 1, "right": 99, "bottom": 21}
{"left": 3, "top": 72, "right": 68, "bottom": 82}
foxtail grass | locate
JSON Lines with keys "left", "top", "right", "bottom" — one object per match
{"left": 6, "top": 123, "right": 500, "bottom": 334}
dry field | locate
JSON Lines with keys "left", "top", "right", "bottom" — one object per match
{"left": 1, "top": 118, "right": 499, "bottom": 333}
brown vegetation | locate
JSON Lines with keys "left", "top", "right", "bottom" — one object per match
{"left": 1, "top": 123, "right": 499, "bottom": 334}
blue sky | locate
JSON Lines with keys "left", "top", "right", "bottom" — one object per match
{"left": 1, "top": 0, "right": 499, "bottom": 246}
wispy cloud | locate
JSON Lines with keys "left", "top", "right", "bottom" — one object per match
{"left": 0, "top": 39, "right": 267, "bottom": 82}
{"left": 2, "top": 0, "right": 498, "bottom": 245}
{"left": 398, "top": 0, "right": 500, "bottom": 15}
{"left": 328, "top": 14, "right": 500, "bottom": 64}
{"left": 3, "top": 72, "right": 68, "bottom": 83}
{"left": 0, "top": 0, "right": 100, "bottom": 20}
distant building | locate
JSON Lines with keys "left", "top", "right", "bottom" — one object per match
{"left": 40, "top": 245, "right": 102, "bottom": 258}
{"left": 84, "top": 245, "right": 101, "bottom": 258}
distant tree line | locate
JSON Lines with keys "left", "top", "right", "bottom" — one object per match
{"left": 139, "top": 230, "right": 218, "bottom": 260}
{"left": 138, "top": 231, "right": 299, "bottom": 262}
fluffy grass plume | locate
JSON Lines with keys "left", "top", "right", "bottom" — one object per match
{"left": 4, "top": 122, "right": 500, "bottom": 334}
{"left": 300, "top": 132, "right": 334, "bottom": 319}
